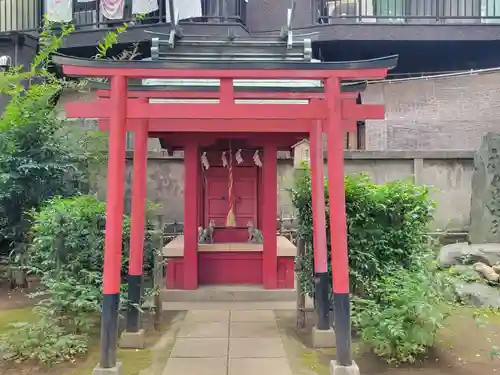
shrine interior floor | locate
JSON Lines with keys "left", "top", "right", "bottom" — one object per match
{"left": 162, "top": 309, "right": 297, "bottom": 375}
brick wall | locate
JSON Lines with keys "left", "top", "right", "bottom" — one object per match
{"left": 363, "top": 68, "right": 500, "bottom": 151}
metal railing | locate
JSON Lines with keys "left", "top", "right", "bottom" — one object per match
{"left": 0, "top": 0, "right": 246, "bottom": 34}
{"left": 316, "top": 0, "right": 500, "bottom": 24}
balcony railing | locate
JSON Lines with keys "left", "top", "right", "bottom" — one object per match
{"left": 0, "top": 0, "right": 246, "bottom": 34}
{"left": 316, "top": 0, "right": 500, "bottom": 23}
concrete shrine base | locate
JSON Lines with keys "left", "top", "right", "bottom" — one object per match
{"left": 329, "top": 360, "right": 360, "bottom": 375}
{"left": 119, "top": 329, "right": 146, "bottom": 349}
{"left": 92, "top": 362, "right": 122, "bottom": 375}
{"left": 312, "top": 326, "right": 336, "bottom": 348}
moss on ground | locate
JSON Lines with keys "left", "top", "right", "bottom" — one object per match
{"left": 0, "top": 306, "right": 38, "bottom": 332}
{"left": 65, "top": 343, "right": 155, "bottom": 375}
{"left": 66, "top": 325, "right": 169, "bottom": 375}
{"left": 0, "top": 306, "right": 171, "bottom": 375}
{"left": 301, "top": 349, "right": 329, "bottom": 375}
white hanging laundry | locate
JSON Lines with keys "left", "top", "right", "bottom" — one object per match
{"left": 235, "top": 149, "right": 243, "bottom": 164}
{"left": 221, "top": 151, "right": 228, "bottom": 168}
{"left": 165, "top": 0, "right": 202, "bottom": 21}
{"left": 132, "top": 0, "right": 158, "bottom": 15}
{"left": 253, "top": 150, "right": 262, "bottom": 167}
{"left": 201, "top": 152, "right": 210, "bottom": 170}
{"left": 101, "top": 0, "right": 125, "bottom": 20}
{"left": 45, "top": 0, "right": 73, "bottom": 22}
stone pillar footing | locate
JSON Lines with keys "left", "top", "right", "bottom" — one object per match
{"left": 119, "top": 329, "right": 146, "bottom": 349}
{"left": 312, "top": 326, "right": 336, "bottom": 348}
{"left": 329, "top": 360, "right": 360, "bottom": 375}
{"left": 92, "top": 362, "right": 123, "bottom": 375}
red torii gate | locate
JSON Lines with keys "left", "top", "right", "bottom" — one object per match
{"left": 53, "top": 53, "right": 396, "bottom": 375}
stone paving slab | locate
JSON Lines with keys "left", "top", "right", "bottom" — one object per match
{"left": 184, "top": 309, "right": 230, "bottom": 322}
{"left": 229, "top": 338, "right": 287, "bottom": 358}
{"left": 170, "top": 338, "right": 229, "bottom": 358}
{"left": 230, "top": 309, "right": 276, "bottom": 322}
{"left": 163, "top": 309, "right": 296, "bottom": 375}
{"left": 163, "top": 358, "right": 227, "bottom": 375}
{"left": 230, "top": 321, "right": 280, "bottom": 338}
{"left": 228, "top": 358, "right": 293, "bottom": 375}
{"left": 177, "top": 321, "right": 229, "bottom": 338}
{"left": 163, "top": 301, "right": 300, "bottom": 310}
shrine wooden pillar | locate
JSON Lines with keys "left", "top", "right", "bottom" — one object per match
{"left": 309, "top": 120, "right": 330, "bottom": 331}
{"left": 124, "top": 98, "right": 149, "bottom": 337}
{"left": 325, "top": 77, "right": 352, "bottom": 366}
{"left": 262, "top": 141, "right": 278, "bottom": 289}
{"left": 184, "top": 141, "right": 200, "bottom": 290}
{"left": 101, "top": 75, "right": 127, "bottom": 369}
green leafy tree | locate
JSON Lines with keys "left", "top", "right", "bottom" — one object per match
{"left": 0, "top": 17, "right": 154, "bottom": 364}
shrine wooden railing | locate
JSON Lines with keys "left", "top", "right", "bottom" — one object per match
{"left": 161, "top": 217, "right": 300, "bottom": 246}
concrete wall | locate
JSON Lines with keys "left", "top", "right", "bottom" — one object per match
{"left": 112, "top": 150, "right": 474, "bottom": 232}
{"left": 364, "top": 68, "right": 500, "bottom": 151}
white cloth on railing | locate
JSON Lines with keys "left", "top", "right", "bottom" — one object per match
{"left": 101, "top": 0, "right": 125, "bottom": 19}
{"left": 45, "top": 0, "right": 73, "bottom": 22}
{"left": 132, "top": 0, "right": 158, "bottom": 14}
{"left": 165, "top": 0, "right": 202, "bottom": 22}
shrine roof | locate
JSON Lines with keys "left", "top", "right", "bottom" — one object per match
{"left": 52, "top": 53, "right": 398, "bottom": 72}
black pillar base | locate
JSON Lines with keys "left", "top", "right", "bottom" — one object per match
{"left": 126, "top": 274, "right": 142, "bottom": 333}
{"left": 333, "top": 292, "right": 352, "bottom": 366}
{"left": 314, "top": 272, "right": 330, "bottom": 331}
{"left": 100, "top": 293, "right": 120, "bottom": 369}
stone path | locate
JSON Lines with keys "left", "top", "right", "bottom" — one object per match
{"left": 163, "top": 309, "right": 293, "bottom": 375}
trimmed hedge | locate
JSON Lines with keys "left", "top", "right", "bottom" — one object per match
{"left": 292, "top": 169, "right": 435, "bottom": 298}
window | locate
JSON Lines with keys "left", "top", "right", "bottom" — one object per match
{"left": 372, "top": 0, "right": 490, "bottom": 23}
{"left": 373, "top": 0, "right": 406, "bottom": 21}
{"left": 482, "top": 0, "right": 500, "bottom": 22}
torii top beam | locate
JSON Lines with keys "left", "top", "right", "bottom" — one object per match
{"left": 52, "top": 54, "right": 397, "bottom": 80}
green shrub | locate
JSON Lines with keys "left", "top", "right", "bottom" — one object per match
{"left": 28, "top": 195, "right": 157, "bottom": 281}
{"left": 292, "top": 168, "right": 446, "bottom": 363}
{"left": 26, "top": 195, "right": 157, "bottom": 330}
{"left": 351, "top": 253, "right": 452, "bottom": 363}
{"left": 293, "top": 170, "right": 435, "bottom": 297}
{"left": 0, "top": 195, "right": 159, "bottom": 365}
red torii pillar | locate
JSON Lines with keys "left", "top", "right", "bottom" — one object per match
{"left": 184, "top": 141, "right": 200, "bottom": 290}
{"left": 121, "top": 98, "right": 149, "bottom": 347}
{"left": 327, "top": 77, "right": 354, "bottom": 367}
{"left": 310, "top": 95, "right": 385, "bottom": 343}
{"left": 101, "top": 75, "right": 127, "bottom": 369}
{"left": 310, "top": 119, "right": 329, "bottom": 332}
